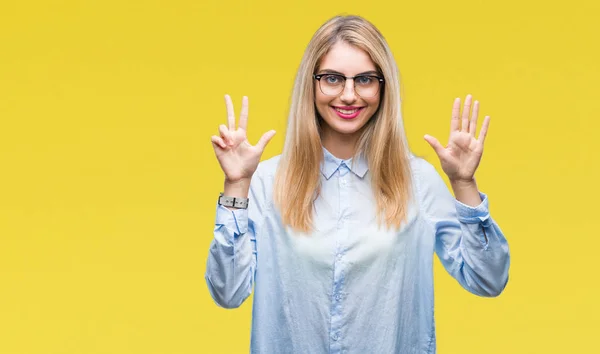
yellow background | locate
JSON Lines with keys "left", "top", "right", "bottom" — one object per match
{"left": 1, "top": 0, "right": 598, "bottom": 353}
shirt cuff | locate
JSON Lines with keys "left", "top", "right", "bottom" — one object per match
{"left": 215, "top": 203, "right": 249, "bottom": 236}
{"left": 455, "top": 192, "right": 492, "bottom": 225}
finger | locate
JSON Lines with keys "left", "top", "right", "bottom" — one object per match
{"left": 423, "top": 134, "right": 446, "bottom": 158}
{"left": 469, "top": 100, "right": 479, "bottom": 137}
{"left": 239, "top": 96, "right": 249, "bottom": 131}
{"left": 461, "top": 94, "right": 472, "bottom": 132}
{"left": 225, "top": 94, "right": 236, "bottom": 131}
{"left": 255, "top": 130, "right": 276, "bottom": 152}
{"left": 211, "top": 135, "right": 227, "bottom": 149}
{"left": 450, "top": 98, "right": 460, "bottom": 132}
{"left": 478, "top": 116, "right": 490, "bottom": 144}
{"left": 219, "top": 124, "right": 233, "bottom": 146}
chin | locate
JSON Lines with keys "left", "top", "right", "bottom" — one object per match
{"left": 331, "top": 120, "right": 367, "bottom": 136}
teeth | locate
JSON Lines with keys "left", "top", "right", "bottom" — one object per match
{"left": 335, "top": 108, "right": 360, "bottom": 114}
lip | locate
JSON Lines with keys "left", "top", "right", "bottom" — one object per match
{"left": 331, "top": 106, "right": 365, "bottom": 119}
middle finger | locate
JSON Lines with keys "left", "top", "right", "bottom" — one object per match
{"left": 469, "top": 100, "right": 479, "bottom": 137}
{"left": 461, "top": 94, "right": 472, "bottom": 132}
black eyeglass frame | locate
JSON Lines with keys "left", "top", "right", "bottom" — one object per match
{"left": 313, "top": 73, "right": 385, "bottom": 97}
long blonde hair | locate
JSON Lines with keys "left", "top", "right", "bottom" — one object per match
{"left": 274, "top": 15, "right": 413, "bottom": 233}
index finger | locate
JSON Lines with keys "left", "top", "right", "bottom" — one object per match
{"left": 224, "top": 94, "right": 236, "bottom": 130}
{"left": 239, "top": 96, "right": 249, "bottom": 131}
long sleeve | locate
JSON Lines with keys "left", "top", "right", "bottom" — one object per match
{"left": 204, "top": 169, "right": 267, "bottom": 309}
{"left": 417, "top": 159, "right": 510, "bottom": 297}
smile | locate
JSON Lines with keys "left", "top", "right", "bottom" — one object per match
{"left": 335, "top": 108, "right": 360, "bottom": 114}
{"left": 331, "top": 106, "right": 365, "bottom": 119}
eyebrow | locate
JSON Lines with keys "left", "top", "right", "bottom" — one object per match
{"left": 318, "top": 69, "right": 380, "bottom": 76}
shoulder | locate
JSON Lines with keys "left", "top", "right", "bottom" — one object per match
{"left": 408, "top": 153, "right": 439, "bottom": 181}
{"left": 407, "top": 154, "right": 449, "bottom": 202}
{"left": 251, "top": 153, "right": 282, "bottom": 190}
{"left": 255, "top": 154, "right": 282, "bottom": 179}
{"left": 247, "top": 154, "right": 281, "bottom": 207}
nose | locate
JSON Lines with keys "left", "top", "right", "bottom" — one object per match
{"left": 340, "top": 78, "right": 357, "bottom": 103}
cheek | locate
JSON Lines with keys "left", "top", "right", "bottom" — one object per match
{"left": 315, "top": 92, "right": 331, "bottom": 115}
{"left": 365, "top": 97, "right": 381, "bottom": 115}
{"left": 315, "top": 90, "right": 326, "bottom": 104}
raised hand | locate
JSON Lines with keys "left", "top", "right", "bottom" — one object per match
{"left": 211, "top": 95, "right": 276, "bottom": 183}
{"left": 423, "top": 94, "right": 490, "bottom": 183}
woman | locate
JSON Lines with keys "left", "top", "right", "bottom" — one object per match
{"left": 206, "top": 15, "right": 510, "bottom": 354}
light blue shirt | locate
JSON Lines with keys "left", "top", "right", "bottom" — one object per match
{"left": 205, "top": 147, "right": 510, "bottom": 354}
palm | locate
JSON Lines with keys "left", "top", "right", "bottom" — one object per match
{"left": 211, "top": 95, "right": 276, "bottom": 183}
{"left": 424, "top": 95, "right": 490, "bottom": 182}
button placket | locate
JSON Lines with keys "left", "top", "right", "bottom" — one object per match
{"left": 330, "top": 164, "right": 349, "bottom": 352}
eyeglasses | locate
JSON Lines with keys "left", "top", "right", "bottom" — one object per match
{"left": 313, "top": 73, "right": 384, "bottom": 98}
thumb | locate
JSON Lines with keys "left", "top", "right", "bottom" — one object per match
{"left": 424, "top": 134, "right": 445, "bottom": 157}
{"left": 255, "top": 130, "right": 276, "bottom": 152}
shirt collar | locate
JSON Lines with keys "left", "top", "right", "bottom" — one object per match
{"left": 320, "top": 146, "right": 369, "bottom": 180}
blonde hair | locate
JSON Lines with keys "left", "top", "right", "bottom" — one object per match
{"left": 274, "top": 15, "right": 413, "bottom": 233}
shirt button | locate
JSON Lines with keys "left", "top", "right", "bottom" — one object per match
{"left": 335, "top": 293, "right": 342, "bottom": 301}
{"left": 332, "top": 333, "right": 340, "bottom": 341}
{"left": 336, "top": 253, "right": 343, "bottom": 261}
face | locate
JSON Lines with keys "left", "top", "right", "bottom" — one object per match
{"left": 314, "top": 41, "right": 382, "bottom": 142}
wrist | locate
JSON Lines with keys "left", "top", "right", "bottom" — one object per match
{"left": 224, "top": 178, "right": 251, "bottom": 198}
{"left": 449, "top": 178, "right": 481, "bottom": 207}
{"left": 449, "top": 177, "right": 476, "bottom": 189}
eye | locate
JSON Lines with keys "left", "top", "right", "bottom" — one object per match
{"left": 356, "top": 76, "right": 373, "bottom": 85}
{"left": 324, "top": 75, "right": 342, "bottom": 84}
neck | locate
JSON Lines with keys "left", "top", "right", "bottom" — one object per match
{"left": 320, "top": 127, "right": 360, "bottom": 160}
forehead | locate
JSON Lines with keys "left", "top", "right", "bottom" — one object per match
{"left": 319, "top": 41, "right": 377, "bottom": 75}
